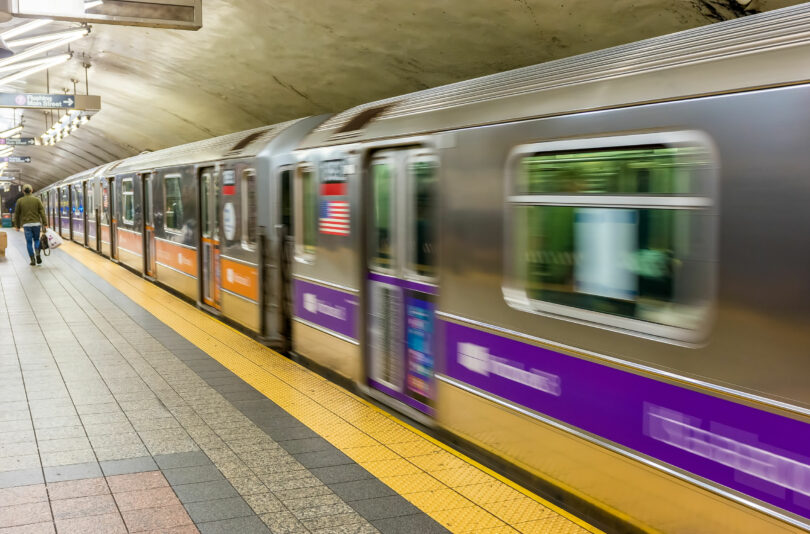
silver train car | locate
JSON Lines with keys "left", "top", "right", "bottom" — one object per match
{"left": 40, "top": 5, "right": 810, "bottom": 532}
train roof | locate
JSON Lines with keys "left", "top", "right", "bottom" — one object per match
{"left": 49, "top": 160, "right": 121, "bottom": 190}
{"left": 109, "top": 118, "right": 305, "bottom": 176}
{"left": 300, "top": 3, "right": 810, "bottom": 148}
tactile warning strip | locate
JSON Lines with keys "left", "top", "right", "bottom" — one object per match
{"left": 61, "top": 241, "right": 602, "bottom": 534}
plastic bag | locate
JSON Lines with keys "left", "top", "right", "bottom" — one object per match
{"left": 45, "top": 228, "right": 62, "bottom": 249}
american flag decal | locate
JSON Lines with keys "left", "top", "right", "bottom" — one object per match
{"left": 319, "top": 200, "right": 350, "bottom": 236}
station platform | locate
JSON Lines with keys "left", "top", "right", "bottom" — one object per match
{"left": 0, "top": 230, "right": 602, "bottom": 534}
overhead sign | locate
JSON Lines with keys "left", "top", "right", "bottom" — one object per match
{"left": 2, "top": 156, "right": 31, "bottom": 163}
{"left": 0, "top": 93, "right": 101, "bottom": 110}
{"left": 0, "top": 0, "right": 203, "bottom": 30}
{"left": 0, "top": 138, "right": 35, "bottom": 146}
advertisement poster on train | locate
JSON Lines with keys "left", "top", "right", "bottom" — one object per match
{"left": 405, "top": 293, "right": 435, "bottom": 403}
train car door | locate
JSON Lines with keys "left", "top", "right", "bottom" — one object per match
{"left": 199, "top": 167, "right": 220, "bottom": 309}
{"left": 86, "top": 180, "right": 97, "bottom": 251}
{"left": 81, "top": 181, "right": 88, "bottom": 246}
{"left": 365, "top": 149, "right": 439, "bottom": 414}
{"left": 100, "top": 180, "right": 110, "bottom": 257}
{"left": 108, "top": 178, "right": 117, "bottom": 260}
{"left": 143, "top": 173, "right": 156, "bottom": 277}
{"left": 59, "top": 187, "right": 69, "bottom": 239}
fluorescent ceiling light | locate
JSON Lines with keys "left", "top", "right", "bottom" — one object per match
{"left": 0, "top": 149, "right": 13, "bottom": 157}
{"left": 0, "top": 53, "right": 71, "bottom": 85}
{"left": 0, "top": 29, "right": 88, "bottom": 70}
{"left": 0, "top": 125, "right": 22, "bottom": 138}
{"left": 0, "top": 53, "right": 70, "bottom": 74}
{"left": 0, "top": 19, "right": 52, "bottom": 40}
{"left": 7, "top": 28, "right": 91, "bottom": 48}
{"left": 85, "top": 0, "right": 104, "bottom": 9}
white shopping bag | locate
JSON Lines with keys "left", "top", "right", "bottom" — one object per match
{"left": 46, "top": 228, "right": 62, "bottom": 249}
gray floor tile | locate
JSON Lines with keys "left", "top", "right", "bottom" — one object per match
{"left": 198, "top": 515, "right": 272, "bottom": 534}
{"left": 173, "top": 479, "right": 239, "bottom": 503}
{"left": 294, "top": 450, "right": 354, "bottom": 470}
{"left": 258, "top": 510, "right": 307, "bottom": 533}
{"left": 0, "top": 467, "right": 44, "bottom": 488}
{"left": 349, "top": 496, "right": 420, "bottom": 521}
{"left": 280, "top": 437, "right": 333, "bottom": 455}
{"left": 302, "top": 514, "right": 375, "bottom": 533}
{"left": 370, "top": 514, "right": 450, "bottom": 534}
{"left": 329, "top": 479, "right": 397, "bottom": 502}
{"left": 153, "top": 451, "right": 212, "bottom": 470}
{"left": 100, "top": 456, "right": 158, "bottom": 476}
{"left": 262, "top": 426, "right": 319, "bottom": 442}
{"left": 184, "top": 496, "right": 254, "bottom": 523}
{"left": 163, "top": 464, "right": 224, "bottom": 486}
{"left": 43, "top": 461, "right": 102, "bottom": 483}
{"left": 310, "top": 465, "right": 373, "bottom": 485}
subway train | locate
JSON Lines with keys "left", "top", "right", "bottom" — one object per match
{"left": 40, "top": 5, "right": 810, "bottom": 533}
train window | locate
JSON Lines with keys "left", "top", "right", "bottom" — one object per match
{"left": 122, "top": 179, "right": 134, "bottom": 225}
{"left": 294, "top": 164, "right": 317, "bottom": 259}
{"left": 241, "top": 169, "right": 257, "bottom": 250}
{"left": 505, "top": 132, "right": 716, "bottom": 342}
{"left": 407, "top": 155, "right": 438, "bottom": 278}
{"left": 60, "top": 188, "right": 68, "bottom": 216}
{"left": 164, "top": 175, "right": 183, "bottom": 232}
{"left": 370, "top": 159, "right": 394, "bottom": 269}
{"left": 86, "top": 183, "right": 94, "bottom": 220}
{"left": 72, "top": 185, "right": 83, "bottom": 217}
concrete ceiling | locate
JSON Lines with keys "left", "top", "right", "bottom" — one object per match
{"left": 0, "top": 0, "right": 803, "bottom": 190}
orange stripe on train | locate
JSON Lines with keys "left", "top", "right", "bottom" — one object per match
{"left": 220, "top": 258, "right": 259, "bottom": 301}
{"left": 155, "top": 239, "right": 197, "bottom": 276}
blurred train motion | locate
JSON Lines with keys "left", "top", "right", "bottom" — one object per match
{"left": 40, "top": 5, "right": 810, "bottom": 533}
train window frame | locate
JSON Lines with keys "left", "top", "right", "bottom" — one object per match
{"left": 121, "top": 178, "right": 135, "bottom": 226}
{"left": 163, "top": 174, "right": 184, "bottom": 234}
{"left": 241, "top": 168, "right": 258, "bottom": 251}
{"left": 502, "top": 131, "right": 718, "bottom": 344}
{"left": 293, "top": 163, "right": 317, "bottom": 263}
{"left": 404, "top": 152, "right": 439, "bottom": 282}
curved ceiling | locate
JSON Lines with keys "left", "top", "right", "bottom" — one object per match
{"left": 0, "top": 0, "right": 801, "bottom": 189}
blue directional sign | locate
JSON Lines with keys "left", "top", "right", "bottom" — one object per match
{"left": 0, "top": 138, "right": 35, "bottom": 146}
{"left": 2, "top": 156, "right": 31, "bottom": 163}
{"left": 0, "top": 93, "right": 78, "bottom": 109}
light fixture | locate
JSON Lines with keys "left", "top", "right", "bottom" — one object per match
{"left": 0, "top": 55, "right": 70, "bottom": 74}
{"left": 0, "top": 37, "right": 12, "bottom": 60}
{"left": 0, "top": 125, "right": 22, "bottom": 138}
{"left": 40, "top": 109, "right": 93, "bottom": 146}
{"left": 85, "top": 0, "right": 104, "bottom": 9}
{"left": 0, "top": 148, "right": 13, "bottom": 157}
{"left": 0, "top": 29, "right": 88, "bottom": 70}
{"left": 6, "top": 28, "right": 92, "bottom": 49}
{"left": 0, "top": 53, "right": 71, "bottom": 86}
{"left": 0, "top": 20, "right": 52, "bottom": 41}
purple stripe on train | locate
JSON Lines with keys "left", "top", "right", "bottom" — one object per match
{"left": 443, "top": 320, "right": 810, "bottom": 520}
{"left": 293, "top": 279, "right": 358, "bottom": 340}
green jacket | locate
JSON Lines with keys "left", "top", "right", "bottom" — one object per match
{"left": 13, "top": 194, "right": 47, "bottom": 228}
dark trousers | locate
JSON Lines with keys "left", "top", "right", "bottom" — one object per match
{"left": 23, "top": 225, "right": 41, "bottom": 258}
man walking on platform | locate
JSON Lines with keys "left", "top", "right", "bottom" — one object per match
{"left": 13, "top": 184, "right": 47, "bottom": 266}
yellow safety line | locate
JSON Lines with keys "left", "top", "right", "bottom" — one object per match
{"left": 61, "top": 241, "right": 604, "bottom": 534}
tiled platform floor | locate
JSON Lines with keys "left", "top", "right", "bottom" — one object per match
{"left": 0, "top": 230, "right": 599, "bottom": 534}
